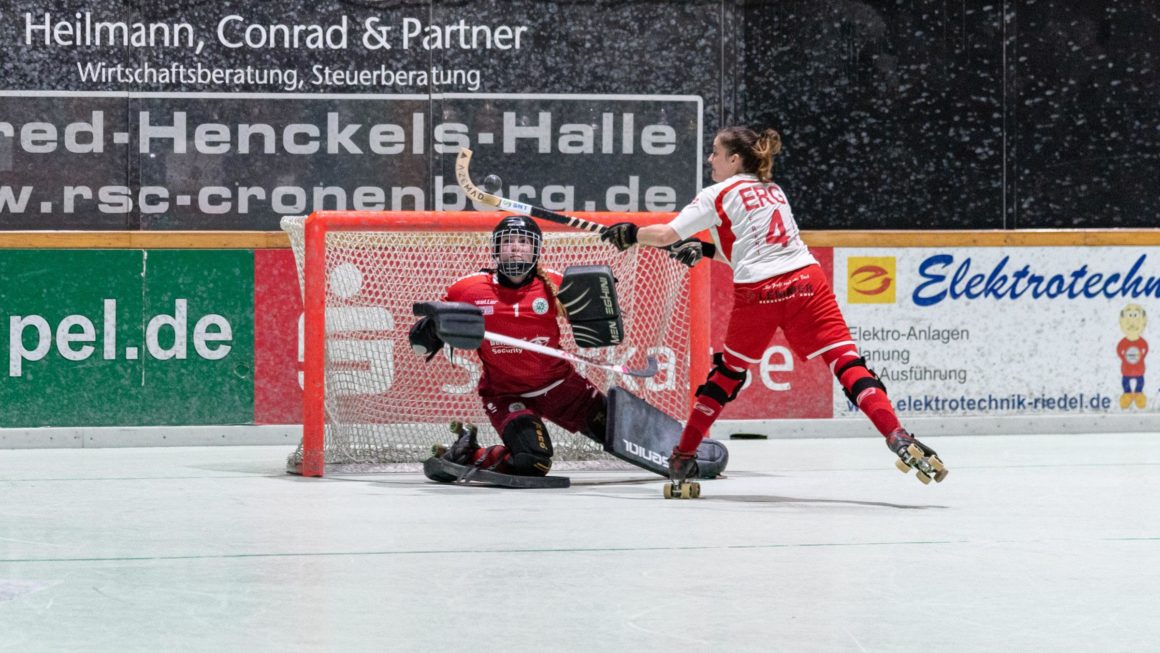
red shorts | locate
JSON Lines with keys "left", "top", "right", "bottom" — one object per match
{"left": 723, "top": 263, "right": 855, "bottom": 366}
{"left": 480, "top": 371, "right": 605, "bottom": 437}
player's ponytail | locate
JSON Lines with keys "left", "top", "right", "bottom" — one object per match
{"left": 753, "top": 129, "right": 782, "bottom": 182}
{"left": 534, "top": 267, "right": 567, "bottom": 316}
{"left": 718, "top": 126, "right": 782, "bottom": 182}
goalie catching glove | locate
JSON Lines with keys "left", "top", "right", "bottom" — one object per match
{"left": 556, "top": 265, "right": 623, "bottom": 348}
{"left": 409, "top": 302, "right": 486, "bottom": 360}
{"left": 409, "top": 316, "right": 441, "bottom": 360}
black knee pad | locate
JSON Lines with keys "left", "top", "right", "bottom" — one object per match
{"left": 583, "top": 396, "right": 610, "bottom": 447}
{"left": 695, "top": 352, "right": 748, "bottom": 406}
{"left": 835, "top": 357, "right": 887, "bottom": 404}
{"left": 501, "top": 413, "right": 554, "bottom": 476}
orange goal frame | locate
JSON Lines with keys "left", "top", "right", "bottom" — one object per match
{"left": 297, "top": 210, "right": 712, "bottom": 477}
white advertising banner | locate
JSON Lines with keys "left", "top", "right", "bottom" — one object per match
{"left": 834, "top": 247, "right": 1159, "bottom": 419}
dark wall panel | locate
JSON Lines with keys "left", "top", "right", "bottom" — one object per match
{"left": 1, "top": 0, "right": 1156, "bottom": 231}
{"left": 1012, "top": 0, "right": 1159, "bottom": 228}
{"left": 740, "top": 2, "right": 1007, "bottom": 229}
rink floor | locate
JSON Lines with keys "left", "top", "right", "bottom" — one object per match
{"left": 2, "top": 432, "right": 1158, "bottom": 653}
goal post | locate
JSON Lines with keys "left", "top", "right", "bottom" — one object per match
{"left": 283, "top": 210, "right": 711, "bottom": 477}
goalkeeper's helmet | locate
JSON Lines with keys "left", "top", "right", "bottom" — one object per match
{"left": 491, "top": 215, "right": 543, "bottom": 280}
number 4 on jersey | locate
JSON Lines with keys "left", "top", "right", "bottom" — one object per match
{"left": 765, "top": 208, "right": 790, "bottom": 247}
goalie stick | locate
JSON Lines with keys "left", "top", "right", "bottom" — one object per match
{"left": 412, "top": 302, "right": 657, "bottom": 377}
{"left": 483, "top": 330, "right": 659, "bottom": 378}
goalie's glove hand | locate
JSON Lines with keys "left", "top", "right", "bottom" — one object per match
{"left": 408, "top": 316, "right": 442, "bottom": 362}
{"left": 666, "top": 238, "right": 717, "bottom": 268}
{"left": 600, "top": 222, "right": 638, "bottom": 251}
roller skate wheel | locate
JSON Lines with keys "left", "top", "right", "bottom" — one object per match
{"left": 906, "top": 444, "right": 925, "bottom": 458}
{"left": 895, "top": 459, "right": 911, "bottom": 474}
{"left": 916, "top": 471, "right": 932, "bottom": 485}
{"left": 688, "top": 483, "right": 701, "bottom": 499}
{"left": 933, "top": 468, "right": 949, "bottom": 482}
{"left": 663, "top": 484, "right": 674, "bottom": 499}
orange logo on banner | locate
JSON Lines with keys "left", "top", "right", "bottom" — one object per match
{"left": 848, "top": 257, "right": 896, "bottom": 303}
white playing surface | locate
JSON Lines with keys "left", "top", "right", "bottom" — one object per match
{"left": 2, "top": 433, "right": 1157, "bottom": 652}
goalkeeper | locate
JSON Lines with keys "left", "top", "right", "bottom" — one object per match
{"left": 408, "top": 215, "right": 611, "bottom": 477}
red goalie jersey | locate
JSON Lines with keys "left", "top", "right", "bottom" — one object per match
{"left": 444, "top": 269, "right": 573, "bottom": 397}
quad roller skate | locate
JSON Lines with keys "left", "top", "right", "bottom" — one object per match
{"left": 432, "top": 421, "right": 480, "bottom": 464}
{"left": 886, "top": 428, "right": 948, "bottom": 484}
{"left": 663, "top": 448, "right": 701, "bottom": 499}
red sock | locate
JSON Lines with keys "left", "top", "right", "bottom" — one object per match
{"left": 678, "top": 354, "right": 748, "bottom": 453}
{"left": 677, "top": 396, "right": 724, "bottom": 453}
{"left": 472, "top": 445, "right": 509, "bottom": 470}
{"left": 835, "top": 360, "right": 901, "bottom": 437}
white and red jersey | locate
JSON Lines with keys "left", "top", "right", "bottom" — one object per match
{"left": 444, "top": 270, "right": 573, "bottom": 397}
{"left": 669, "top": 173, "right": 817, "bottom": 283}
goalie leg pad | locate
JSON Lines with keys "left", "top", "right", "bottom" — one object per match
{"left": 606, "top": 387, "right": 730, "bottom": 478}
{"left": 557, "top": 265, "right": 624, "bottom": 348}
{"left": 693, "top": 438, "right": 729, "bottom": 479}
{"left": 584, "top": 398, "right": 609, "bottom": 448}
{"left": 412, "top": 301, "right": 485, "bottom": 350}
{"left": 500, "top": 413, "right": 554, "bottom": 476}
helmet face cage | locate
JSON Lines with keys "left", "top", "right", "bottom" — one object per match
{"left": 491, "top": 224, "right": 542, "bottom": 279}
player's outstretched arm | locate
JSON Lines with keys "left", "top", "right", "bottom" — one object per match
{"left": 600, "top": 223, "right": 714, "bottom": 268}
{"left": 601, "top": 223, "right": 681, "bottom": 250}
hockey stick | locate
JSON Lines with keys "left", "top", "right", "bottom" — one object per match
{"left": 456, "top": 146, "right": 717, "bottom": 262}
{"left": 483, "top": 330, "right": 659, "bottom": 378}
{"left": 456, "top": 147, "right": 607, "bottom": 234}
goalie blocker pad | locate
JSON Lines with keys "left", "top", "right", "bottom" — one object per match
{"left": 423, "top": 456, "right": 571, "bottom": 489}
{"left": 606, "top": 386, "right": 728, "bottom": 479}
{"left": 556, "top": 265, "right": 624, "bottom": 348}
{"left": 412, "top": 301, "right": 485, "bottom": 350}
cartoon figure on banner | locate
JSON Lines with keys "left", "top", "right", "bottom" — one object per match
{"left": 1116, "top": 304, "right": 1148, "bottom": 409}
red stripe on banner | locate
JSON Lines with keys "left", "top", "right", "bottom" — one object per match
{"left": 253, "top": 249, "right": 304, "bottom": 424}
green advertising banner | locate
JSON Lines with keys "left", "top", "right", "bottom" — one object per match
{"left": 0, "top": 250, "right": 253, "bottom": 426}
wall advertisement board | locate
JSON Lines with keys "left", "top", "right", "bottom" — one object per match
{"left": 3, "top": 245, "right": 1157, "bottom": 432}
{"left": 0, "top": 250, "right": 253, "bottom": 426}
{"left": 834, "top": 247, "right": 1159, "bottom": 419}
{"left": 1, "top": 92, "right": 702, "bottom": 230}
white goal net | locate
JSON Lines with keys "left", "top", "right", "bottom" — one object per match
{"left": 282, "top": 211, "right": 706, "bottom": 474}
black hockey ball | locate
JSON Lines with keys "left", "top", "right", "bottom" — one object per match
{"left": 482, "top": 174, "right": 503, "bottom": 194}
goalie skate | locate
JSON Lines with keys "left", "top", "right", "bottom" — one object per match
{"left": 422, "top": 456, "right": 571, "bottom": 489}
{"left": 886, "top": 429, "right": 948, "bottom": 484}
{"left": 425, "top": 421, "right": 570, "bottom": 489}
